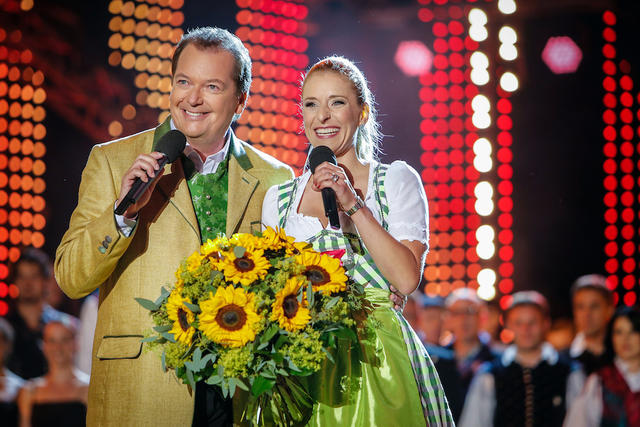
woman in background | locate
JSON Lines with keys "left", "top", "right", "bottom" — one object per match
{"left": 262, "top": 56, "right": 452, "bottom": 426}
{"left": 0, "top": 318, "right": 23, "bottom": 427}
{"left": 18, "top": 320, "right": 89, "bottom": 427}
{"left": 564, "top": 307, "right": 640, "bottom": 426}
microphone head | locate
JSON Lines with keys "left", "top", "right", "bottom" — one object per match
{"left": 156, "top": 130, "right": 186, "bottom": 163}
{"left": 308, "top": 145, "right": 337, "bottom": 173}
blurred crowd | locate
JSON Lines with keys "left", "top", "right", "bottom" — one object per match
{"left": 0, "top": 248, "right": 638, "bottom": 426}
{"left": 404, "top": 274, "right": 640, "bottom": 426}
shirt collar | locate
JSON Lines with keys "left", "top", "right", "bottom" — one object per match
{"left": 569, "top": 332, "right": 587, "bottom": 357}
{"left": 170, "top": 119, "right": 231, "bottom": 175}
{"left": 501, "top": 342, "right": 559, "bottom": 367}
{"left": 614, "top": 357, "right": 640, "bottom": 392}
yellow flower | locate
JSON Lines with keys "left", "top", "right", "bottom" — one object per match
{"left": 174, "top": 265, "right": 185, "bottom": 290}
{"left": 185, "top": 251, "right": 203, "bottom": 273}
{"left": 166, "top": 290, "right": 196, "bottom": 345}
{"left": 285, "top": 241, "right": 314, "bottom": 257}
{"left": 229, "top": 233, "right": 260, "bottom": 251}
{"left": 201, "top": 238, "right": 227, "bottom": 268}
{"left": 199, "top": 285, "right": 261, "bottom": 348}
{"left": 271, "top": 277, "right": 311, "bottom": 332}
{"left": 295, "top": 252, "right": 347, "bottom": 295}
{"left": 260, "top": 226, "right": 294, "bottom": 251}
{"left": 221, "top": 247, "right": 271, "bottom": 286}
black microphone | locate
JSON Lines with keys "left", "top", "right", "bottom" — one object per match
{"left": 114, "top": 130, "right": 187, "bottom": 215}
{"left": 308, "top": 146, "right": 340, "bottom": 230}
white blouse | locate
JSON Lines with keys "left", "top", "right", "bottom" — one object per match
{"left": 261, "top": 160, "right": 429, "bottom": 248}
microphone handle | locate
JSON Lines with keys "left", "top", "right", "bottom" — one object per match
{"left": 114, "top": 155, "right": 169, "bottom": 215}
{"left": 321, "top": 187, "right": 341, "bottom": 230}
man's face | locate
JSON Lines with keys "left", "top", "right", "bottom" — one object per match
{"left": 43, "top": 322, "right": 75, "bottom": 367}
{"left": 445, "top": 300, "right": 481, "bottom": 342}
{"left": 573, "top": 289, "right": 614, "bottom": 337}
{"left": 15, "top": 261, "right": 46, "bottom": 303}
{"left": 170, "top": 44, "right": 245, "bottom": 148}
{"left": 507, "top": 305, "right": 549, "bottom": 353}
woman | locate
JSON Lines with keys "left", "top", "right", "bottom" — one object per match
{"left": 262, "top": 56, "right": 452, "bottom": 426}
{"left": 17, "top": 320, "right": 89, "bottom": 427}
{"left": 564, "top": 307, "right": 640, "bottom": 426}
{"left": 0, "top": 319, "right": 23, "bottom": 427}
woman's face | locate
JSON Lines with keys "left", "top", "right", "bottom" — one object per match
{"left": 612, "top": 316, "right": 640, "bottom": 362}
{"left": 43, "top": 322, "right": 75, "bottom": 367}
{"left": 301, "top": 70, "right": 366, "bottom": 157}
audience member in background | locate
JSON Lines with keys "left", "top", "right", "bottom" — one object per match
{"left": 568, "top": 274, "right": 615, "bottom": 375}
{"left": 416, "top": 294, "right": 465, "bottom": 421}
{"left": 403, "top": 291, "right": 420, "bottom": 335}
{"left": 17, "top": 320, "right": 89, "bottom": 427}
{"left": 460, "top": 291, "right": 584, "bottom": 427}
{"left": 43, "top": 263, "right": 81, "bottom": 318}
{"left": 482, "top": 300, "right": 506, "bottom": 352}
{"left": 443, "top": 288, "right": 500, "bottom": 421}
{"left": 564, "top": 307, "right": 640, "bottom": 427}
{"left": 6, "top": 249, "right": 76, "bottom": 379}
{"left": 547, "top": 317, "right": 575, "bottom": 352}
{"left": 0, "top": 318, "right": 23, "bottom": 427}
{"left": 75, "top": 290, "right": 98, "bottom": 376}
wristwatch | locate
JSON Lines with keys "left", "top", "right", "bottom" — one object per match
{"left": 344, "top": 195, "right": 365, "bottom": 217}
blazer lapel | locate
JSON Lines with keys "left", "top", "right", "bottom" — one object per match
{"left": 152, "top": 117, "right": 200, "bottom": 240}
{"left": 226, "top": 131, "right": 258, "bottom": 236}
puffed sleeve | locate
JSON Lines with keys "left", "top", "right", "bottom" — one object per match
{"left": 261, "top": 183, "right": 280, "bottom": 230}
{"left": 384, "top": 161, "right": 429, "bottom": 249}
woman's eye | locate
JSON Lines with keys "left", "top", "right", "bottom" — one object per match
{"left": 332, "top": 100, "right": 345, "bottom": 106}
{"left": 304, "top": 102, "right": 316, "bottom": 108}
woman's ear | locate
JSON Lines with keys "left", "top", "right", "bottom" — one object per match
{"left": 359, "top": 104, "right": 370, "bottom": 126}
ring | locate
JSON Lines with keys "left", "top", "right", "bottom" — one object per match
{"left": 332, "top": 174, "right": 339, "bottom": 182}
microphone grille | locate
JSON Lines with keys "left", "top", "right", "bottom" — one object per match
{"left": 308, "top": 145, "right": 337, "bottom": 173}
{"left": 156, "top": 130, "right": 187, "bottom": 163}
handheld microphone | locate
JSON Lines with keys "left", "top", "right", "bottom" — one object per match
{"left": 114, "top": 130, "right": 187, "bottom": 215}
{"left": 308, "top": 146, "right": 340, "bottom": 230}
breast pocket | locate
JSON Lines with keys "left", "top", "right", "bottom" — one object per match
{"left": 96, "top": 335, "right": 143, "bottom": 360}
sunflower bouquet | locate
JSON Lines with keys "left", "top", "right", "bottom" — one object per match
{"left": 136, "top": 227, "right": 374, "bottom": 425}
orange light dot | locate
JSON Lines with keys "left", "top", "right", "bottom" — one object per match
{"left": 121, "top": 53, "right": 136, "bottom": 69}
{"left": 33, "top": 123, "right": 46, "bottom": 140}
{"left": 9, "top": 175, "right": 20, "bottom": 190}
{"left": 33, "top": 178, "right": 45, "bottom": 194}
{"left": 108, "top": 0, "right": 123, "bottom": 14}
{"left": 158, "top": 95, "right": 170, "bottom": 110}
{"left": 248, "top": 128, "right": 262, "bottom": 143}
{"left": 33, "top": 214, "right": 45, "bottom": 230}
{"left": 146, "top": 91, "right": 160, "bottom": 108}
{"left": 235, "top": 126, "right": 249, "bottom": 140}
{"left": 147, "top": 7, "right": 161, "bottom": 21}
{"left": 0, "top": 228, "right": 6, "bottom": 242}
{"left": 108, "top": 121, "right": 123, "bottom": 137}
{"left": 120, "top": 35, "right": 135, "bottom": 52}
{"left": 8, "top": 157, "right": 20, "bottom": 172}
{"left": 33, "top": 142, "right": 46, "bottom": 157}
{"left": 108, "top": 51, "right": 122, "bottom": 66}
{"left": 157, "top": 43, "right": 173, "bottom": 58}
{"left": 158, "top": 10, "right": 172, "bottom": 25}
{"left": 121, "top": 19, "right": 135, "bottom": 35}
{"left": 158, "top": 77, "right": 171, "bottom": 93}
{"left": 147, "top": 23, "right": 161, "bottom": 39}
{"left": 8, "top": 67, "right": 20, "bottom": 81}
{"left": 21, "top": 103, "right": 33, "bottom": 119}
{"left": 136, "top": 90, "right": 149, "bottom": 105}
{"left": 157, "top": 110, "right": 170, "bottom": 124}
{"left": 8, "top": 84, "right": 21, "bottom": 99}
{"left": 32, "top": 231, "right": 44, "bottom": 248}
{"left": 9, "top": 102, "right": 21, "bottom": 117}
{"left": 122, "top": 104, "right": 136, "bottom": 120}
{"left": 21, "top": 121, "right": 34, "bottom": 138}
{"left": 9, "top": 229, "right": 21, "bottom": 245}
{"left": 20, "top": 49, "right": 33, "bottom": 64}
{"left": 0, "top": 173, "right": 6, "bottom": 187}
{"left": 159, "top": 26, "right": 172, "bottom": 41}
{"left": 109, "top": 16, "right": 123, "bottom": 32}
{"left": 169, "top": 0, "right": 184, "bottom": 9}
{"left": 32, "top": 196, "right": 45, "bottom": 212}
{"left": 21, "top": 67, "right": 34, "bottom": 82}
{"left": 20, "top": 0, "right": 34, "bottom": 11}
{"left": 160, "top": 60, "right": 171, "bottom": 75}
{"left": 170, "top": 29, "right": 183, "bottom": 44}
{"left": 9, "top": 247, "right": 20, "bottom": 262}
{"left": 32, "top": 159, "right": 45, "bottom": 176}
{"left": 0, "top": 192, "right": 6, "bottom": 205}
{"left": 32, "top": 71, "right": 44, "bottom": 86}
{"left": 33, "top": 88, "right": 46, "bottom": 104}
{"left": 134, "top": 21, "right": 149, "bottom": 38}
{"left": 21, "top": 193, "right": 33, "bottom": 209}
{"left": 121, "top": 1, "right": 135, "bottom": 17}
{"left": 22, "top": 229, "right": 33, "bottom": 246}
{"left": 20, "top": 85, "right": 33, "bottom": 102}
{"left": 9, "top": 284, "right": 19, "bottom": 297}
{"left": 147, "top": 57, "right": 161, "bottom": 73}
{"left": 134, "top": 3, "right": 149, "bottom": 19}
{"left": 169, "top": 11, "right": 184, "bottom": 26}
{"left": 21, "top": 157, "right": 34, "bottom": 173}
{"left": 32, "top": 106, "right": 45, "bottom": 122}
{"left": 134, "top": 39, "right": 149, "bottom": 54}
{"left": 21, "top": 212, "right": 33, "bottom": 227}
{"left": 21, "top": 176, "right": 33, "bottom": 192}
{"left": 108, "top": 33, "right": 122, "bottom": 50}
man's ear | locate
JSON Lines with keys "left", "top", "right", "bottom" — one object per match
{"left": 236, "top": 92, "right": 248, "bottom": 115}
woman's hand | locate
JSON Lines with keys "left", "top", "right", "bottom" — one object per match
{"left": 311, "top": 161, "right": 359, "bottom": 211}
{"left": 389, "top": 285, "right": 408, "bottom": 311}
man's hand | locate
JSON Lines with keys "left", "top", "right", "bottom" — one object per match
{"left": 116, "top": 152, "right": 166, "bottom": 219}
{"left": 389, "top": 285, "right": 408, "bottom": 311}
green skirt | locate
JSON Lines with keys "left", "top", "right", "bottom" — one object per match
{"left": 303, "top": 288, "right": 426, "bottom": 426}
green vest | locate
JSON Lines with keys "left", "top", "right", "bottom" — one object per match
{"left": 186, "top": 154, "right": 229, "bottom": 243}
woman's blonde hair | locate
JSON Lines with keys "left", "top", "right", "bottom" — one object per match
{"left": 301, "top": 56, "right": 382, "bottom": 162}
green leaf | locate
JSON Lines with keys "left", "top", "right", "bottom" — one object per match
{"left": 234, "top": 377, "right": 249, "bottom": 391}
{"left": 333, "top": 326, "right": 357, "bottom": 343}
{"left": 183, "top": 301, "right": 201, "bottom": 313}
{"left": 274, "top": 334, "right": 288, "bottom": 350}
{"left": 160, "top": 332, "right": 176, "bottom": 343}
{"left": 154, "top": 287, "right": 171, "bottom": 306}
{"left": 210, "top": 270, "right": 223, "bottom": 282}
{"left": 135, "top": 297, "right": 159, "bottom": 311}
{"left": 270, "top": 352, "right": 284, "bottom": 363}
{"left": 221, "top": 381, "right": 229, "bottom": 399}
{"left": 307, "top": 281, "right": 314, "bottom": 306}
{"left": 228, "top": 378, "right": 237, "bottom": 398}
{"left": 186, "top": 368, "right": 195, "bottom": 390}
{"left": 322, "top": 347, "right": 335, "bottom": 364}
{"left": 153, "top": 324, "right": 172, "bottom": 333}
{"left": 205, "top": 375, "right": 222, "bottom": 385}
{"left": 260, "top": 324, "right": 279, "bottom": 344}
{"left": 251, "top": 376, "right": 276, "bottom": 397}
{"left": 325, "top": 296, "right": 340, "bottom": 309}
{"left": 141, "top": 335, "right": 160, "bottom": 343}
{"left": 233, "top": 246, "right": 246, "bottom": 258}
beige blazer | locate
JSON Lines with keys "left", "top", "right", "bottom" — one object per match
{"left": 55, "top": 120, "right": 294, "bottom": 426}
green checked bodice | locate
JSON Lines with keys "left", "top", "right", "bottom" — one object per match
{"left": 272, "top": 162, "right": 453, "bottom": 426}
{"left": 187, "top": 156, "right": 228, "bottom": 243}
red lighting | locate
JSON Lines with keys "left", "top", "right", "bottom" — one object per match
{"left": 542, "top": 36, "right": 582, "bottom": 74}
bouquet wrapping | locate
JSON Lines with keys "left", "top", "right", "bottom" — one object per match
{"left": 137, "top": 227, "right": 375, "bottom": 425}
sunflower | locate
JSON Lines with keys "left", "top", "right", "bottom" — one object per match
{"left": 271, "top": 277, "right": 311, "bottom": 332}
{"left": 229, "top": 233, "right": 261, "bottom": 251}
{"left": 295, "top": 251, "right": 348, "bottom": 295}
{"left": 185, "top": 251, "right": 204, "bottom": 273}
{"left": 200, "top": 237, "right": 227, "bottom": 268}
{"left": 285, "top": 240, "right": 314, "bottom": 257}
{"left": 174, "top": 265, "right": 185, "bottom": 290}
{"left": 198, "top": 285, "right": 261, "bottom": 348}
{"left": 260, "top": 226, "right": 294, "bottom": 251}
{"left": 166, "top": 290, "right": 196, "bottom": 345}
{"left": 221, "top": 247, "right": 271, "bottom": 286}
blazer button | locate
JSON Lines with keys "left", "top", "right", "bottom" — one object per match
{"left": 98, "top": 246, "right": 106, "bottom": 254}
{"left": 206, "top": 210, "right": 211, "bottom": 215}
{"left": 206, "top": 195, "right": 211, "bottom": 200}
{"left": 105, "top": 235, "right": 112, "bottom": 243}
{"left": 206, "top": 226, "right": 212, "bottom": 232}
{"left": 102, "top": 241, "right": 109, "bottom": 248}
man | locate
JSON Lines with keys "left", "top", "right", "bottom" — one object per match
{"left": 6, "top": 249, "right": 74, "bottom": 380}
{"left": 459, "top": 291, "right": 584, "bottom": 427}
{"left": 568, "top": 274, "right": 615, "bottom": 375}
{"left": 1, "top": 318, "right": 24, "bottom": 426}
{"left": 443, "top": 287, "right": 500, "bottom": 420}
{"left": 55, "top": 27, "right": 293, "bottom": 426}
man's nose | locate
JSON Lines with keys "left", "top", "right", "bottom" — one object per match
{"left": 186, "top": 86, "right": 203, "bottom": 105}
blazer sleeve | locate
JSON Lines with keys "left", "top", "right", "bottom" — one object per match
{"left": 54, "top": 145, "right": 136, "bottom": 299}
